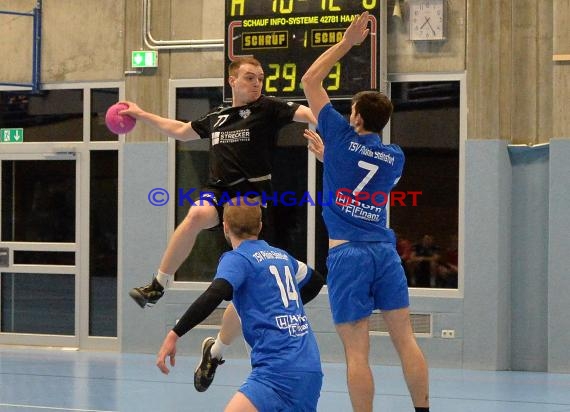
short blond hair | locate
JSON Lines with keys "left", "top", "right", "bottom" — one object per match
{"left": 223, "top": 198, "right": 262, "bottom": 238}
{"left": 228, "top": 57, "right": 262, "bottom": 77}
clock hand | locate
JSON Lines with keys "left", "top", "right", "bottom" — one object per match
{"left": 420, "top": 17, "right": 430, "bottom": 30}
{"left": 427, "top": 19, "right": 436, "bottom": 35}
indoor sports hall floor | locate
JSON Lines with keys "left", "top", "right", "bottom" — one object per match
{"left": 1, "top": 347, "right": 569, "bottom": 411}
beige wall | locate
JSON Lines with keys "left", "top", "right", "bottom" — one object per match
{"left": 387, "top": 0, "right": 466, "bottom": 73}
{"left": 0, "top": 0, "right": 37, "bottom": 83}
{"left": 467, "top": 0, "right": 558, "bottom": 144}
{"left": 0, "top": 0, "right": 125, "bottom": 83}
{"left": 0, "top": 0, "right": 568, "bottom": 142}
{"left": 553, "top": 0, "right": 570, "bottom": 138}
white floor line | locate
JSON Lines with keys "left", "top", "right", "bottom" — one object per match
{"left": 0, "top": 404, "right": 116, "bottom": 412}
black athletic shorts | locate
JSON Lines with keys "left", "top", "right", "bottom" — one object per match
{"left": 197, "top": 182, "right": 268, "bottom": 230}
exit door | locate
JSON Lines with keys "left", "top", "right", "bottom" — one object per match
{"left": 0, "top": 153, "right": 80, "bottom": 347}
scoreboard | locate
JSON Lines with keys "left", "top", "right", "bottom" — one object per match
{"left": 224, "top": 0, "right": 383, "bottom": 101}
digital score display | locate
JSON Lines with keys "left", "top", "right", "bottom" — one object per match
{"left": 224, "top": 0, "right": 381, "bottom": 101}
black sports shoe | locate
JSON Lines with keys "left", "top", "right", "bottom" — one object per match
{"left": 194, "top": 337, "right": 225, "bottom": 392}
{"left": 129, "top": 278, "right": 164, "bottom": 308}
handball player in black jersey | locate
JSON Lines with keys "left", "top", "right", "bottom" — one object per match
{"left": 121, "top": 57, "right": 318, "bottom": 305}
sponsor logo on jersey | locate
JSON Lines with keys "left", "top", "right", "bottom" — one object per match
{"left": 239, "top": 108, "right": 251, "bottom": 119}
{"left": 211, "top": 129, "right": 251, "bottom": 145}
{"left": 276, "top": 314, "right": 310, "bottom": 337}
{"left": 335, "top": 191, "right": 382, "bottom": 222}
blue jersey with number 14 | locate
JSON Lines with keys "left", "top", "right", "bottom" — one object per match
{"left": 215, "top": 239, "right": 322, "bottom": 373}
{"left": 318, "top": 103, "right": 405, "bottom": 242}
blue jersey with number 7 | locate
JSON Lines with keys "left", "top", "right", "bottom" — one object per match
{"left": 215, "top": 239, "right": 322, "bottom": 373}
{"left": 318, "top": 103, "right": 404, "bottom": 243}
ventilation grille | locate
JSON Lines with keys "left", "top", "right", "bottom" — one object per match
{"left": 369, "top": 312, "right": 432, "bottom": 336}
{"left": 196, "top": 309, "right": 432, "bottom": 336}
{"left": 196, "top": 307, "right": 225, "bottom": 328}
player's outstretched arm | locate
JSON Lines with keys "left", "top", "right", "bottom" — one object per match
{"left": 156, "top": 278, "right": 233, "bottom": 374}
{"left": 293, "top": 104, "right": 318, "bottom": 126}
{"left": 302, "top": 12, "right": 371, "bottom": 119}
{"left": 119, "top": 100, "right": 200, "bottom": 141}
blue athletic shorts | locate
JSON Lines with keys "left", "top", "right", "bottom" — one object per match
{"left": 326, "top": 241, "right": 409, "bottom": 324}
{"left": 239, "top": 368, "right": 323, "bottom": 412}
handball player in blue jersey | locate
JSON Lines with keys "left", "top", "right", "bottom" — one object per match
{"left": 301, "top": 12, "right": 430, "bottom": 412}
{"left": 156, "top": 199, "right": 324, "bottom": 411}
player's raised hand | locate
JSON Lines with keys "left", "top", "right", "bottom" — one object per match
{"left": 343, "top": 11, "right": 370, "bottom": 46}
{"left": 304, "top": 129, "right": 324, "bottom": 162}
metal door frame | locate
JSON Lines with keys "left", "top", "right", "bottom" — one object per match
{"left": 0, "top": 151, "right": 81, "bottom": 347}
{"left": 0, "top": 81, "right": 124, "bottom": 350}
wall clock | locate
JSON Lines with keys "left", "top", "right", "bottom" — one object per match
{"left": 409, "top": 0, "right": 446, "bottom": 41}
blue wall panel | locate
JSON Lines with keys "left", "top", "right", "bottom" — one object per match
{"left": 508, "top": 145, "right": 549, "bottom": 371}
{"left": 547, "top": 139, "right": 570, "bottom": 372}
{"left": 462, "top": 140, "right": 512, "bottom": 370}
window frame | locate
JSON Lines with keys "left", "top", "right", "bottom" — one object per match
{"left": 387, "top": 72, "right": 466, "bottom": 298}
{"left": 168, "top": 78, "right": 224, "bottom": 291}
{"left": 168, "top": 73, "right": 466, "bottom": 300}
{"left": 168, "top": 78, "right": 318, "bottom": 289}
{"left": 0, "top": 81, "right": 124, "bottom": 350}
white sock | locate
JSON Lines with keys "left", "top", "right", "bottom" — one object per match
{"left": 155, "top": 270, "right": 172, "bottom": 289}
{"left": 210, "top": 333, "right": 230, "bottom": 360}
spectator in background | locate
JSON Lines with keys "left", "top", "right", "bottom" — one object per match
{"left": 436, "top": 234, "right": 458, "bottom": 288}
{"left": 406, "top": 235, "right": 441, "bottom": 287}
{"left": 396, "top": 233, "right": 413, "bottom": 283}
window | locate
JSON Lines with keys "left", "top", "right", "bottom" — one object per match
{"left": 89, "top": 150, "right": 118, "bottom": 337}
{"left": 312, "top": 78, "right": 462, "bottom": 291}
{"left": 174, "top": 86, "right": 228, "bottom": 281}
{"left": 390, "top": 79, "right": 461, "bottom": 290}
{"left": 0, "top": 89, "right": 83, "bottom": 142}
{"left": 169, "top": 77, "right": 463, "bottom": 291}
{"left": 91, "top": 88, "right": 120, "bottom": 141}
{"left": 172, "top": 83, "right": 309, "bottom": 282}
{"left": 1, "top": 160, "right": 75, "bottom": 242}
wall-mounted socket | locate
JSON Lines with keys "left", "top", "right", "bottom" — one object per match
{"left": 441, "top": 329, "right": 455, "bottom": 339}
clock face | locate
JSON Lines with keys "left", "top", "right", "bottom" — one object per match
{"left": 409, "top": 0, "right": 445, "bottom": 41}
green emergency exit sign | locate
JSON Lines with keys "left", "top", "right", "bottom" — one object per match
{"left": 1, "top": 128, "right": 24, "bottom": 143}
{"left": 132, "top": 50, "right": 158, "bottom": 68}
